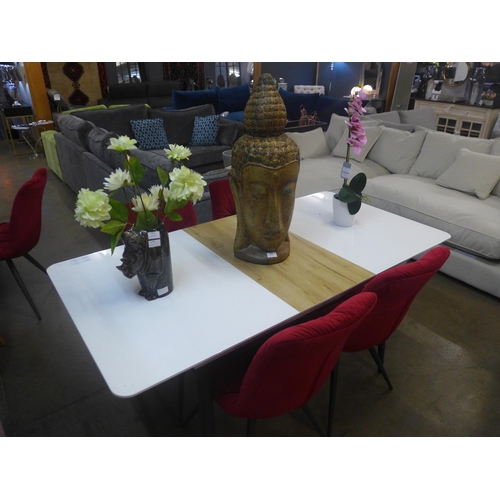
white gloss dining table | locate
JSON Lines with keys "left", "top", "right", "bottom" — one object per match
{"left": 47, "top": 191, "right": 450, "bottom": 435}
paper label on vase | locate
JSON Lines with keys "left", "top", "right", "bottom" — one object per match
{"left": 148, "top": 231, "right": 160, "bottom": 240}
{"left": 148, "top": 239, "right": 161, "bottom": 248}
{"left": 341, "top": 162, "right": 351, "bottom": 180}
{"left": 157, "top": 285, "right": 169, "bottom": 295}
{"left": 267, "top": 252, "right": 278, "bottom": 258}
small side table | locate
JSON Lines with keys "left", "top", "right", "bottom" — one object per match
{"left": 1, "top": 106, "right": 35, "bottom": 156}
{"left": 10, "top": 119, "right": 54, "bottom": 159}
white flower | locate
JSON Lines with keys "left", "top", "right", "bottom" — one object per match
{"left": 74, "top": 189, "right": 111, "bottom": 228}
{"left": 103, "top": 168, "right": 132, "bottom": 191}
{"left": 131, "top": 192, "right": 159, "bottom": 213}
{"left": 168, "top": 166, "right": 206, "bottom": 204}
{"left": 108, "top": 135, "right": 138, "bottom": 152}
{"left": 165, "top": 144, "right": 192, "bottom": 162}
{"left": 149, "top": 184, "right": 163, "bottom": 200}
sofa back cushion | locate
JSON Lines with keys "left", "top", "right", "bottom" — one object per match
{"left": 332, "top": 124, "right": 383, "bottom": 163}
{"left": 218, "top": 84, "right": 251, "bottom": 113}
{"left": 278, "top": 88, "right": 320, "bottom": 121}
{"left": 324, "top": 114, "right": 348, "bottom": 152}
{"left": 399, "top": 108, "right": 437, "bottom": 130}
{"left": 73, "top": 104, "right": 149, "bottom": 137}
{"left": 172, "top": 89, "right": 218, "bottom": 111}
{"left": 146, "top": 80, "right": 181, "bottom": 108}
{"left": 410, "top": 130, "right": 494, "bottom": 179}
{"left": 363, "top": 110, "right": 401, "bottom": 124}
{"left": 57, "top": 114, "right": 94, "bottom": 149}
{"left": 87, "top": 127, "right": 122, "bottom": 170}
{"left": 149, "top": 104, "right": 216, "bottom": 145}
{"left": 367, "top": 127, "right": 428, "bottom": 174}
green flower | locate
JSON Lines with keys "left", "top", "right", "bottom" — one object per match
{"left": 103, "top": 168, "right": 132, "bottom": 191}
{"left": 74, "top": 189, "right": 112, "bottom": 228}
{"left": 108, "top": 136, "right": 138, "bottom": 153}
{"left": 168, "top": 165, "right": 206, "bottom": 204}
{"left": 165, "top": 144, "right": 192, "bottom": 162}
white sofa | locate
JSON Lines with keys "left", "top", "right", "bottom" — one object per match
{"left": 287, "top": 108, "right": 500, "bottom": 299}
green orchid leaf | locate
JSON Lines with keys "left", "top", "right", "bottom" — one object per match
{"left": 349, "top": 172, "right": 367, "bottom": 195}
{"left": 348, "top": 198, "right": 362, "bottom": 215}
{"left": 108, "top": 198, "right": 129, "bottom": 221}
{"left": 100, "top": 219, "right": 126, "bottom": 235}
{"left": 336, "top": 186, "right": 359, "bottom": 204}
{"left": 157, "top": 166, "right": 169, "bottom": 187}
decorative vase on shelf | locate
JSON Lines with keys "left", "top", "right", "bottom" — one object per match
{"left": 117, "top": 224, "right": 173, "bottom": 301}
{"left": 333, "top": 194, "right": 356, "bottom": 227}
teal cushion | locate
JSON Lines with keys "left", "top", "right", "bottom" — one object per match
{"left": 130, "top": 118, "right": 169, "bottom": 150}
{"left": 190, "top": 115, "right": 219, "bottom": 146}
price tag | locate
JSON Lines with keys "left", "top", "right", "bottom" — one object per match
{"left": 341, "top": 162, "right": 351, "bottom": 180}
{"left": 148, "top": 231, "right": 161, "bottom": 248}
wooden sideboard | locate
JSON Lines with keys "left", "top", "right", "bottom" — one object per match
{"left": 414, "top": 99, "right": 500, "bottom": 139}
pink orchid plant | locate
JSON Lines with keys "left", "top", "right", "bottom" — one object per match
{"left": 336, "top": 89, "right": 368, "bottom": 215}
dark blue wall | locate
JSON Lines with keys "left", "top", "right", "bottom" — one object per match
{"left": 261, "top": 62, "right": 317, "bottom": 92}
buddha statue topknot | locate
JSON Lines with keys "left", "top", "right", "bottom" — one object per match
{"left": 229, "top": 73, "right": 300, "bottom": 264}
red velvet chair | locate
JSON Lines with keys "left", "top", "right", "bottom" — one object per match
{"left": 214, "top": 292, "right": 378, "bottom": 436}
{"left": 0, "top": 168, "right": 48, "bottom": 320}
{"left": 209, "top": 179, "right": 235, "bottom": 220}
{"left": 327, "top": 246, "right": 451, "bottom": 435}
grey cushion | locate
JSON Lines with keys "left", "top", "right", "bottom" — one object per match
{"left": 217, "top": 119, "right": 239, "bottom": 146}
{"left": 149, "top": 104, "right": 216, "bottom": 145}
{"left": 57, "top": 114, "right": 94, "bottom": 149}
{"left": 365, "top": 174, "right": 500, "bottom": 260}
{"left": 332, "top": 125, "right": 383, "bottom": 162}
{"left": 73, "top": 104, "right": 149, "bottom": 137}
{"left": 324, "top": 113, "right": 348, "bottom": 152}
{"left": 367, "top": 127, "right": 428, "bottom": 174}
{"left": 399, "top": 108, "right": 437, "bottom": 130}
{"left": 363, "top": 110, "right": 401, "bottom": 124}
{"left": 436, "top": 148, "right": 500, "bottom": 200}
{"left": 86, "top": 127, "right": 121, "bottom": 170}
{"left": 410, "top": 130, "right": 493, "bottom": 179}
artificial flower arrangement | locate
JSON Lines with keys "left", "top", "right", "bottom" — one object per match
{"left": 74, "top": 136, "right": 206, "bottom": 252}
{"left": 481, "top": 90, "right": 496, "bottom": 106}
{"left": 335, "top": 89, "right": 368, "bottom": 215}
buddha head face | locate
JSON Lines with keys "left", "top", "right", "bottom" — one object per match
{"left": 230, "top": 161, "right": 299, "bottom": 263}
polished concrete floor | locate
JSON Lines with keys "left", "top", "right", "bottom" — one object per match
{"left": 1, "top": 137, "right": 500, "bottom": 437}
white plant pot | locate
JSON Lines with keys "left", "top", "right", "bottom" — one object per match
{"left": 333, "top": 194, "right": 356, "bottom": 227}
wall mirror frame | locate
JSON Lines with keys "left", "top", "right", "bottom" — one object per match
{"left": 359, "top": 62, "right": 382, "bottom": 96}
{"left": 443, "top": 62, "right": 470, "bottom": 87}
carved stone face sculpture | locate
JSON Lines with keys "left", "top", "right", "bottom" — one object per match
{"left": 230, "top": 160, "right": 299, "bottom": 264}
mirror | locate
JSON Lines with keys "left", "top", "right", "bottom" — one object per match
{"left": 359, "top": 62, "right": 382, "bottom": 96}
{"left": 443, "top": 62, "right": 470, "bottom": 86}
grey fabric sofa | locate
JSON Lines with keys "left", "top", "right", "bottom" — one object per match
{"left": 289, "top": 108, "right": 500, "bottom": 299}
{"left": 54, "top": 104, "right": 243, "bottom": 223}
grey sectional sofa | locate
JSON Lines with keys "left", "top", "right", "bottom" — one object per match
{"left": 54, "top": 104, "right": 243, "bottom": 222}
{"left": 289, "top": 108, "right": 500, "bottom": 299}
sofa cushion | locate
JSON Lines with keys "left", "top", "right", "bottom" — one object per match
{"left": 332, "top": 125, "right": 383, "bottom": 162}
{"left": 278, "top": 88, "right": 320, "bottom": 121}
{"left": 130, "top": 118, "right": 169, "bottom": 150}
{"left": 190, "top": 115, "right": 219, "bottom": 146}
{"left": 315, "top": 95, "right": 350, "bottom": 122}
{"left": 218, "top": 84, "right": 251, "bottom": 113}
{"left": 365, "top": 175, "right": 500, "bottom": 260}
{"left": 367, "top": 127, "right": 428, "bottom": 174}
{"left": 149, "top": 104, "right": 216, "bottom": 145}
{"left": 57, "top": 113, "right": 94, "bottom": 149}
{"left": 490, "top": 139, "right": 500, "bottom": 197}
{"left": 399, "top": 108, "right": 437, "bottom": 130}
{"left": 217, "top": 119, "right": 239, "bottom": 146}
{"left": 146, "top": 81, "right": 181, "bottom": 109}
{"left": 286, "top": 127, "right": 330, "bottom": 159}
{"left": 435, "top": 148, "right": 500, "bottom": 200}
{"left": 86, "top": 127, "right": 122, "bottom": 170}
{"left": 324, "top": 114, "right": 348, "bottom": 152}
{"left": 410, "top": 130, "right": 493, "bottom": 179}
{"left": 73, "top": 104, "right": 149, "bottom": 138}
{"left": 172, "top": 89, "right": 218, "bottom": 111}
{"left": 363, "top": 110, "right": 401, "bottom": 124}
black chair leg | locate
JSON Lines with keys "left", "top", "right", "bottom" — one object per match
{"left": 24, "top": 253, "right": 47, "bottom": 274}
{"left": 368, "top": 347, "right": 393, "bottom": 390}
{"left": 302, "top": 404, "right": 327, "bottom": 437}
{"left": 6, "top": 259, "right": 42, "bottom": 320}
{"left": 328, "top": 361, "right": 340, "bottom": 436}
{"left": 246, "top": 419, "right": 256, "bottom": 436}
{"left": 378, "top": 341, "right": 386, "bottom": 365}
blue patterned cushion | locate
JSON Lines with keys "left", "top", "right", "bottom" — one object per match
{"left": 130, "top": 118, "right": 169, "bottom": 150}
{"left": 190, "top": 115, "right": 219, "bottom": 146}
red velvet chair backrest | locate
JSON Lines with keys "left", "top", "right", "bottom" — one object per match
{"left": 343, "top": 246, "right": 451, "bottom": 353}
{"left": 215, "top": 292, "right": 378, "bottom": 420}
{"left": 164, "top": 201, "right": 198, "bottom": 231}
{"left": 5, "top": 168, "right": 48, "bottom": 258}
{"left": 209, "top": 179, "right": 235, "bottom": 220}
